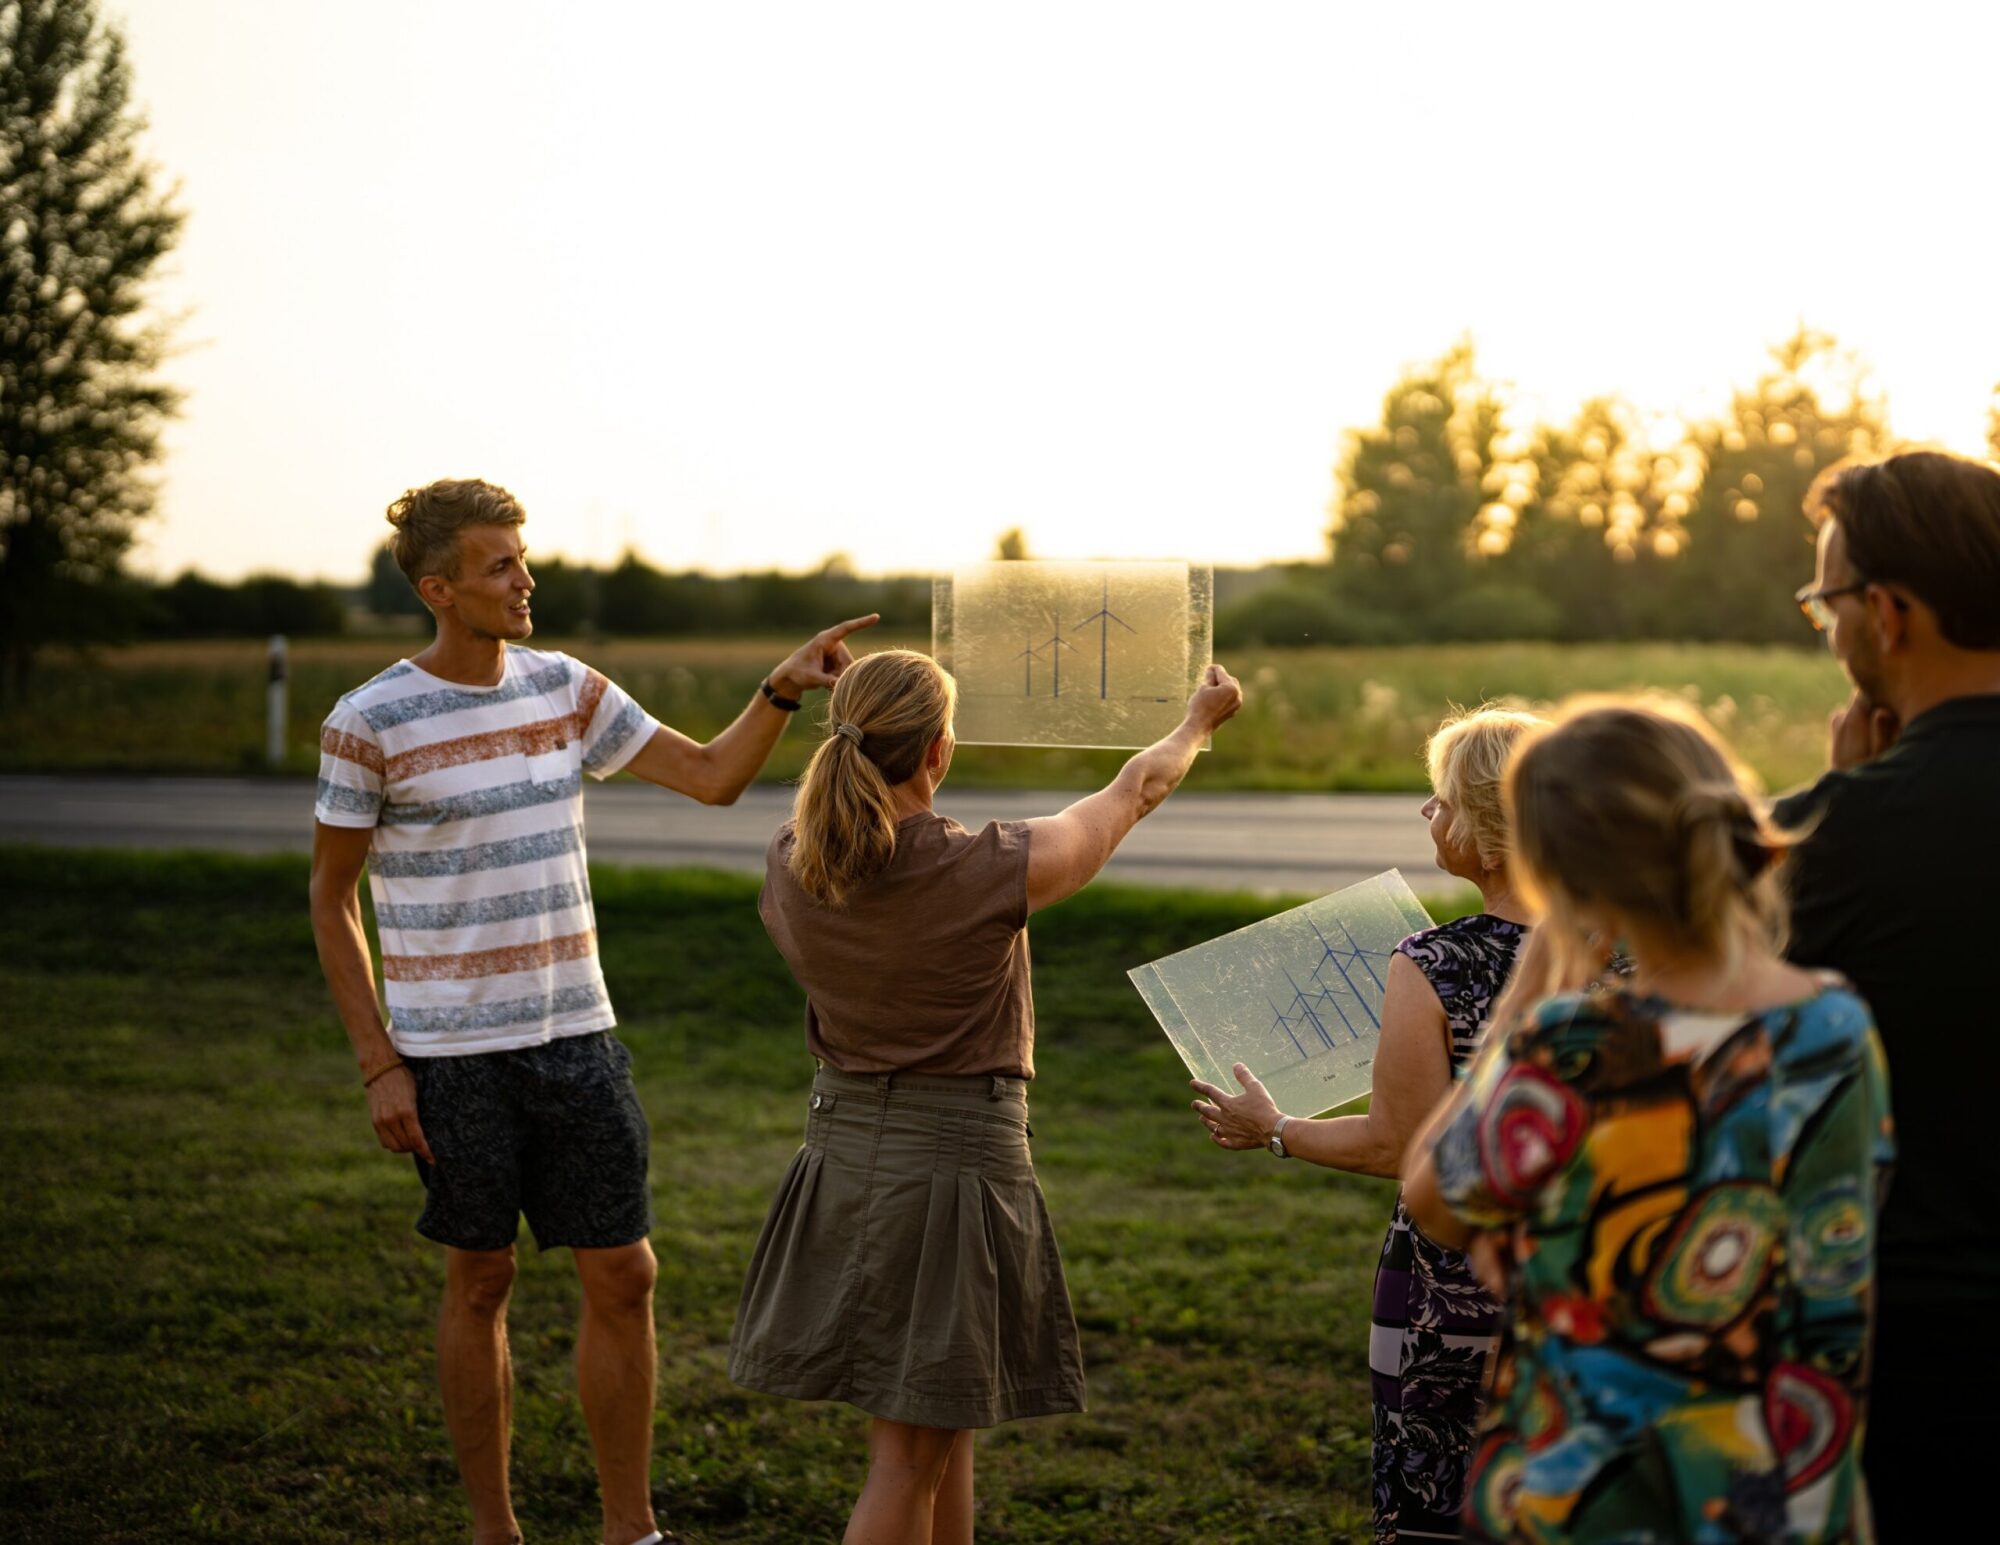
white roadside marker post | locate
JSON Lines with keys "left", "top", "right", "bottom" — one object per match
{"left": 266, "top": 634, "right": 288, "bottom": 769}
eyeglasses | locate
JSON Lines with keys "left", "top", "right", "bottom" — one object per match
{"left": 1794, "top": 578, "right": 1909, "bottom": 633}
{"left": 1795, "top": 581, "right": 1868, "bottom": 632}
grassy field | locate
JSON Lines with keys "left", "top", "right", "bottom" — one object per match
{"left": 0, "top": 848, "right": 1485, "bottom": 1543}
{"left": 0, "top": 636, "right": 1847, "bottom": 793}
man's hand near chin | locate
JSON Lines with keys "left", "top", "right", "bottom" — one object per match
{"left": 1828, "top": 689, "right": 1901, "bottom": 771}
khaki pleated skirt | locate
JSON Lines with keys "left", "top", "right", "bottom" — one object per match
{"left": 728, "top": 1067, "right": 1088, "bottom": 1430}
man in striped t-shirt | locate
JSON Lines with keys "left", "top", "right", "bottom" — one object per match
{"left": 309, "top": 478, "right": 873, "bottom": 1545}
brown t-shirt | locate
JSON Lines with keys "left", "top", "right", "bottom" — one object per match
{"left": 759, "top": 811, "right": 1036, "bottom": 1078}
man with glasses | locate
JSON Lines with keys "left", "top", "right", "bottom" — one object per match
{"left": 1774, "top": 450, "right": 2000, "bottom": 1529}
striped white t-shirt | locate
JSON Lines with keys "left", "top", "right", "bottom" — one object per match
{"left": 314, "top": 646, "right": 661, "bottom": 1057}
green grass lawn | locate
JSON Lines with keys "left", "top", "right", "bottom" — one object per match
{"left": 0, "top": 849, "right": 1482, "bottom": 1543}
{"left": 0, "top": 636, "right": 1848, "bottom": 793}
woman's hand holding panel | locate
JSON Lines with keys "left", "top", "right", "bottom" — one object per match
{"left": 1190, "top": 1062, "right": 1283, "bottom": 1151}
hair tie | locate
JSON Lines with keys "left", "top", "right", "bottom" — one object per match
{"left": 1671, "top": 785, "right": 1751, "bottom": 832}
{"left": 832, "top": 720, "right": 863, "bottom": 745}
{"left": 1670, "top": 784, "right": 1774, "bottom": 887}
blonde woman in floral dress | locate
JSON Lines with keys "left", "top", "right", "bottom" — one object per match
{"left": 1194, "top": 707, "right": 1544, "bottom": 1542}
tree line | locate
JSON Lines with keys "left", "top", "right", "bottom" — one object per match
{"left": 367, "top": 549, "right": 934, "bottom": 637}
{"left": 37, "top": 329, "right": 2000, "bottom": 653}
{"left": 1222, "top": 329, "right": 1989, "bottom": 649}
{"left": 55, "top": 554, "right": 935, "bottom": 641}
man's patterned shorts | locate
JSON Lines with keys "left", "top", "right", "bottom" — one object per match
{"left": 406, "top": 1031, "right": 653, "bottom": 1252}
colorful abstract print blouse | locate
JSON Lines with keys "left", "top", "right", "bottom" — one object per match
{"left": 1429, "top": 982, "right": 1892, "bottom": 1542}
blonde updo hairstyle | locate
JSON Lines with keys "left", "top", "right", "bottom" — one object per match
{"left": 788, "top": 649, "right": 957, "bottom": 909}
{"left": 1504, "top": 696, "right": 1789, "bottom": 998}
{"left": 1423, "top": 705, "right": 1547, "bottom": 872}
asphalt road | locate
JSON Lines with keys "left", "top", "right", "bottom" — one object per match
{"left": 0, "top": 775, "right": 1446, "bottom": 896}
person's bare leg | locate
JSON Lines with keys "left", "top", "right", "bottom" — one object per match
{"left": 930, "top": 1428, "right": 976, "bottom": 1545}
{"left": 845, "top": 1419, "right": 962, "bottom": 1545}
{"left": 438, "top": 1246, "right": 522, "bottom": 1545}
{"left": 574, "top": 1240, "right": 660, "bottom": 1545}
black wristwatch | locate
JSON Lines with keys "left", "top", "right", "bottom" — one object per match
{"left": 760, "top": 678, "right": 802, "bottom": 712}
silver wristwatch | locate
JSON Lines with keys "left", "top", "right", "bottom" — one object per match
{"left": 1268, "top": 1115, "right": 1292, "bottom": 1159}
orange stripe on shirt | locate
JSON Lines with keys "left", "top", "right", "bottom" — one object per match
{"left": 321, "top": 726, "right": 386, "bottom": 774}
{"left": 383, "top": 713, "right": 589, "bottom": 782}
{"left": 577, "top": 669, "right": 609, "bottom": 733}
{"left": 382, "top": 928, "right": 598, "bottom": 983}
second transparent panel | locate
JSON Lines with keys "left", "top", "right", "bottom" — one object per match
{"left": 1130, "top": 871, "right": 1435, "bottom": 1117}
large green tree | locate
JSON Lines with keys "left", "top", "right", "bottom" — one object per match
{"left": 1514, "top": 395, "right": 1702, "bottom": 639}
{"left": 1328, "top": 340, "right": 1500, "bottom": 627}
{"left": 0, "top": 0, "right": 182, "bottom": 696}
{"left": 1316, "top": 328, "right": 1912, "bottom": 645}
{"left": 1673, "top": 329, "right": 1888, "bottom": 641}
{"left": 1327, "top": 342, "right": 1568, "bottom": 640}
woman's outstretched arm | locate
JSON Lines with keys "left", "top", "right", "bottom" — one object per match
{"left": 1022, "top": 665, "right": 1242, "bottom": 915}
{"left": 1190, "top": 950, "right": 1452, "bottom": 1179}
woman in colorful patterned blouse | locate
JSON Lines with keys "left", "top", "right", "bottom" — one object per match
{"left": 1192, "top": 706, "right": 1544, "bottom": 1543}
{"left": 1405, "top": 698, "right": 1893, "bottom": 1542}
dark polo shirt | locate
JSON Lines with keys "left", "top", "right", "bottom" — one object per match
{"left": 1773, "top": 694, "right": 2000, "bottom": 1328}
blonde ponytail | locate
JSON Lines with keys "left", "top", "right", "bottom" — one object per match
{"left": 788, "top": 650, "right": 956, "bottom": 908}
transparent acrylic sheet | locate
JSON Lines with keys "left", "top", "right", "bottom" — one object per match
{"left": 1129, "top": 871, "right": 1435, "bottom": 1117}
{"left": 933, "top": 560, "right": 1214, "bottom": 750}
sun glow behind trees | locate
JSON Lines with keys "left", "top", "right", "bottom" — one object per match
{"left": 1321, "top": 331, "right": 1895, "bottom": 644}
{"left": 91, "top": 0, "right": 2000, "bottom": 587}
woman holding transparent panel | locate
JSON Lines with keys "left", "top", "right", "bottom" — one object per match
{"left": 733, "top": 648, "right": 1242, "bottom": 1545}
{"left": 1192, "top": 706, "right": 1545, "bottom": 1544}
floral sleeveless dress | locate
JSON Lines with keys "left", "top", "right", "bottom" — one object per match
{"left": 1370, "top": 914, "right": 1525, "bottom": 1543}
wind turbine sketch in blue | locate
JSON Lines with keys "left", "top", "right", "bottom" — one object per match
{"left": 1307, "top": 915, "right": 1391, "bottom": 1036}
{"left": 1036, "top": 611, "right": 1077, "bottom": 698}
{"left": 1076, "top": 577, "right": 1136, "bottom": 699}
{"left": 1264, "top": 916, "right": 1397, "bottom": 1064}
{"left": 1268, "top": 963, "right": 1336, "bottom": 1059}
{"left": 1266, "top": 994, "right": 1311, "bottom": 1059}
{"left": 1013, "top": 637, "right": 1046, "bottom": 696}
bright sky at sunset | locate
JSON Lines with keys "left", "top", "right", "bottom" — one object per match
{"left": 115, "top": 0, "right": 2000, "bottom": 582}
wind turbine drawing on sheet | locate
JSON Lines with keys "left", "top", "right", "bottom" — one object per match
{"left": 1304, "top": 916, "right": 1392, "bottom": 1042}
{"left": 1077, "top": 577, "right": 1136, "bottom": 699}
{"left": 1267, "top": 964, "right": 1336, "bottom": 1064}
{"left": 1038, "top": 610, "right": 1076, "bottom": 698}
{"left": 1014, "top": 636, "right": 1046, "bottom": 696}
{"left": 1266, "top": 917, "right": 1395, "bottom": 1063}
{"left": 1267, "top": 995, "right": 1309, "bottom": 1060}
